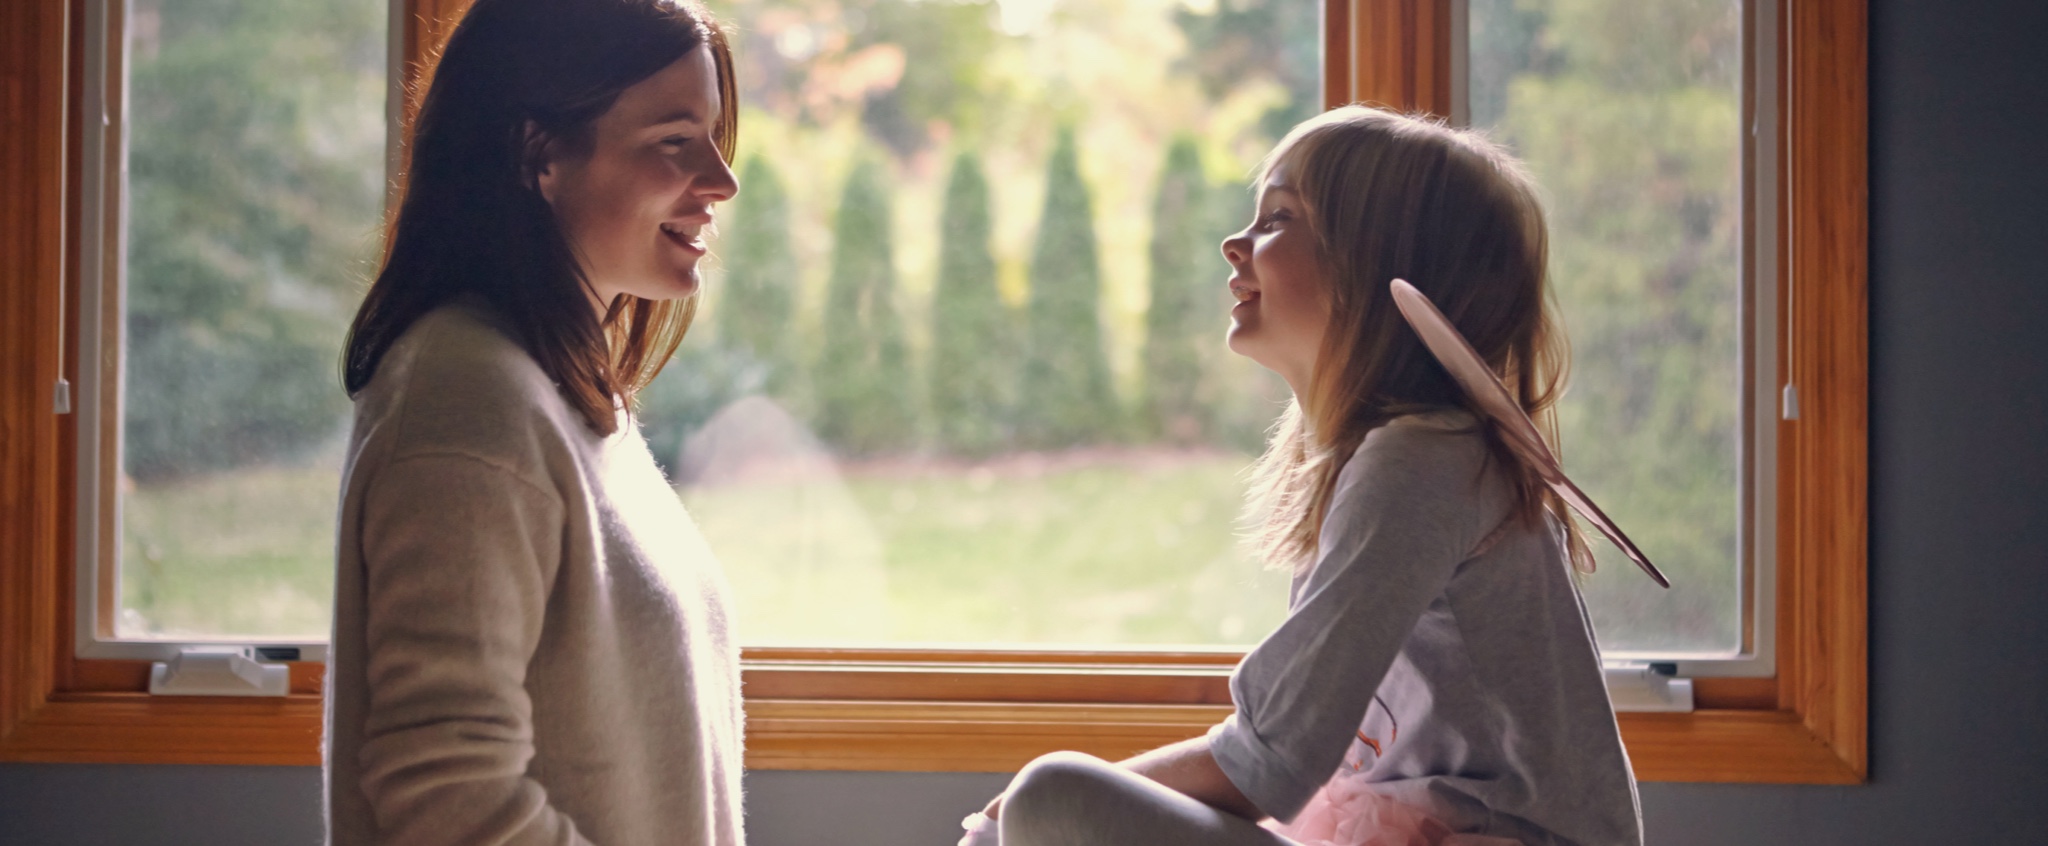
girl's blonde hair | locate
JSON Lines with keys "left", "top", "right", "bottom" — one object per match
{"left": 1244, "top": 105, "right": 1593, "bottom": 574}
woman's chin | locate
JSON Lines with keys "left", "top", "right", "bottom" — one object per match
{"left": 623, "top": 273, "right": 701, "bottom": 303}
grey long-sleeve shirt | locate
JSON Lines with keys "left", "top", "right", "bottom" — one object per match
{"left": 1209, "top": 411, "right": 1641, "bottom": 846}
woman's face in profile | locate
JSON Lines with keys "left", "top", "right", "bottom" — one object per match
{"left": 536, "top": 45, "right": 738, "bottom": 309}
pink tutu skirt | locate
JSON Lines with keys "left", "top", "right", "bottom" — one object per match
{"left": 1262, "top": 779, "right": 1522, "bottom": 846}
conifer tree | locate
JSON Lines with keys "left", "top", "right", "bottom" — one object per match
{"left": 1140, "top": 136, "right": 1215, "bottom": 442}
{"left": 716, "top": 155, "right": 800, "bottom": 393}
{"left": 1018, "top": 128, "right": 1117, "bottom": 447}
{"left": 929, "top": 151, "right": 1012, "bottom": 455}
{"left": 815, "top": 156, "right": 917, "bottom": 453}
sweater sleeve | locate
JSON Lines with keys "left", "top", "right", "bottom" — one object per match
{"left": 1209, "top": 430, "right": 1488, "bottom": 823}
{"left": 354, "top": 452, "right": 593, "bottom": 846}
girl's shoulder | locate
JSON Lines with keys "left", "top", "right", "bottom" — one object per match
{"left": 1342, "top": 408, "right": 1492, "bottom": 488}
{"left": 1327, "top": 407, "right": 1516, "bottom": 544}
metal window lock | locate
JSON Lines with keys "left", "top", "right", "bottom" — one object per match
{"left": 1604, "top": 664, "right": 1695, "bottom": 713}
{"left": 149, "top": 646, "right": 289, "bottom": 697}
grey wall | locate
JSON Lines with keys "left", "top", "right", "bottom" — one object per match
{"left": 5, "top": 0, "right": 2046, "bottom": 843}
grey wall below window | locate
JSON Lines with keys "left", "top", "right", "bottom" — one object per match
{"left": 4, "top": 0, "right": 2046, "bottom": 843}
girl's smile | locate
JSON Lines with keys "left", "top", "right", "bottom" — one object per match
{"left": 1222, "top": 160, "right": 1332, "bottom": 398}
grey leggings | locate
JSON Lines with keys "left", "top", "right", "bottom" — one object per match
{"left": 994, "top": 752, "right": 1302, "bottom": 846}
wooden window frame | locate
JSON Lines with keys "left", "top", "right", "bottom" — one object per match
{"left": 0, "top": 0, "right": 1866, "bottom": 783}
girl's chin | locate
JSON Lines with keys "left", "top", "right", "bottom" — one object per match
{"left": 1225, "top": 332, "right": 1291, "bottom": 381}
{"left": 1226, "top": 321, "right": 1257, "bottom": 353}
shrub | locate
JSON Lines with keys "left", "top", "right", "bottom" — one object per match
{"left": 715, "top": 155, "right": 802, "bottom": 396}
{"left": 928, "top": 151, "right": 1015, "bottom": 455}
{"left": 1017, "top": 128, "right": 1118, "bottom": 447}
{"left": 1140, "top": 136, "right": 1218, "bottom": 443}
{"left": 814, "top": 156, "right": 918, "bottom": 453}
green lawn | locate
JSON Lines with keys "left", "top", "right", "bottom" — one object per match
{"left": 122, "top": 463, "right": 341, "bottom": 639}
{"left": 685, "top": 449, "right": 1291, "bottom": 646}
{"left": 120, "top": 449, "right": 1293, "bottom": 647}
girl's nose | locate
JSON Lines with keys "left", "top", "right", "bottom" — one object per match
{"left": 1221, "top": 231, "right": 1251, "bottom": 266}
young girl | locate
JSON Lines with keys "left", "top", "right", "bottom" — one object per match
{"left": 328, "top": 1, "right": 743, "bottom": 843}
{"left": 973, "top": 106, "right": 1642, "bottom": 846}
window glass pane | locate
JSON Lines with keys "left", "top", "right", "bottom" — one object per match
{"left": 643, "top": 0, "right": 1318, "bottom": 646}
{"left": 114, "top": 0, "right": 1740, "bottom": 657}
{"left": 1468, "top": 0, "right": 1745, "bottom": 654}
{"left": 117, "top": 0, "right": 386, "bottom": 639}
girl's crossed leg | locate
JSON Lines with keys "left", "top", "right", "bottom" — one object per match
{"left": 995, "top": 752, "right": 1300, "bottom": 846}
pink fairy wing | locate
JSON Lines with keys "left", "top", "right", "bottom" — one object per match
{"left": 1388, "top": 278, "right": 1670, "bottom": 588}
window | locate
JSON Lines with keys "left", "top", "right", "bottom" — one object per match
{"left": 1465, "top": 0, "right": 1756, "bottom": 662}
{"left": 1, "top": 0, "right": 1866, "bottom": 783}
{"left": 653, "top": 0, "right": 1313, "bottom": 649}
{"left": 70, "top": 0, "right": 385, "bottom": 656}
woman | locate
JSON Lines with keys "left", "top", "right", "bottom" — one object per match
{"left": 970, "top": 108, "right": 1641, "bottom": 846}
{"left": 328, "top": 1, "right": 742, "bottom": 843}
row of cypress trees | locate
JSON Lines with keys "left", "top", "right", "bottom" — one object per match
{"left": 707, "top": 130, "right": 1246, "bottom": 458}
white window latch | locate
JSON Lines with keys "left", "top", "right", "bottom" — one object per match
{"left": 1604, "top": 663, "right": 1695, "bottom": 713}
{"left": 149, "top": 646, "right": 289, "bottom": 697}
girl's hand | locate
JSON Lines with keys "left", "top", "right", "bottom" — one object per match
{"left": 959, "top": 806, "right": 1000, "bottom": 846}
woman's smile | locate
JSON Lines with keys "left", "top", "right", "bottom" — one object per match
{"left": 661, "top": 220, "right": 707, "bottom": 256}
{"left": 536, "top": 45, "right": 738, "bottom": 311}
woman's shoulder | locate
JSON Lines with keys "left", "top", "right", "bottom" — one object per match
{"left": 352, "top": 298, "right": 593, "bottom": 476}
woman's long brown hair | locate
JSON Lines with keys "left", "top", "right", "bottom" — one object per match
{"left": 342, "top": 0, "right": 739, "bottom": 435}
{"left": 1244, "top": 106, "right": 1593, "bottom": 574}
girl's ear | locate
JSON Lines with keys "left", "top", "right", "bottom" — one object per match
{"left": 522, "top": 120, "right": 558, "bottom": 204}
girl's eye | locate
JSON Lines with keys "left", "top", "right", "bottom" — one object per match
{"left": 660, "top": 137, "right": 692, "bottom": 151}
{"left": 1255, "top": 208, "right": 1290, "bottom": 230}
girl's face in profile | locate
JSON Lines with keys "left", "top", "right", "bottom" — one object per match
{"left": 1223, "top": 159, "right": 1332, "bottom": 396}
{"left": 536, "top": 45, "right": 738, "bottom": 311}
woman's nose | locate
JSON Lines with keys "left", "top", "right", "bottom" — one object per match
{"left": 697, "top": 152, "right": 740, "bottom": 203}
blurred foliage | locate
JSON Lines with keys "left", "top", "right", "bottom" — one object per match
{"left": 1018, "top": 127, "right": 1120, "bottom": 447}
{"left": 928, "top": 151, "right": 1017, "bottom": 456}
{"left": 124, "top": 0, "right": 1746, "bottom": 652}
{"left": 122, "top": 0, "right": 383, "bottom": 481}
{"left": 849, "top": 0, "right": 1006, "bottom": 156}
{"left": 815, "top": 155, "right": 919, "bottom": 453}
{"left": 723, "top": 0, "right": 1009, "bottom": 156}
{"left": 1172, "top": 0, "right": 1322, "bottom": 139}
{"left": 1471, "top": 0, "right": 1743, "bottom": 651}
{"left": 715, "top": 156, "right": 804, "bottom": 394}
{"left": 635, "top": 343, "right": 770, "bottom": 479}
{"left": 1140, "top": 135, "right": 1218, "bottom": 443}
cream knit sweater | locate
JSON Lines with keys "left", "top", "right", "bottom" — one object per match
{"left": 325, "top": 300, "right": 744, "bottom": 846}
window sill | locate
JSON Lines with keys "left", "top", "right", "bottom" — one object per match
{"left": 0, "top": 689, "right": 1859, "bottom": 784}
{"left": 1, "top": 657, "right": 1852, "bottom": 784}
